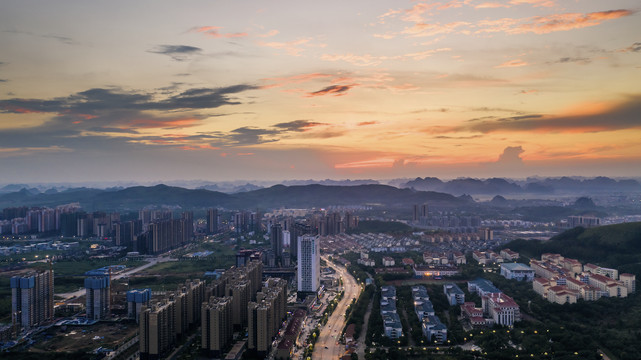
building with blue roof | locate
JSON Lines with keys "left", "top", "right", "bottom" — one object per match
{"left": 383, "top": 313, "right": 403, "bottom": 338}
{"left": 468, "top": 278, "right": 501, "bottom": 297}
{"left": 443, "top": 283, "right": 465, "bottom": 305}
{"left": 422, "top": 315, "right": 447, "bottom": 343}
{"left": 500, "top": 263, "right": 535, "bottom": 282}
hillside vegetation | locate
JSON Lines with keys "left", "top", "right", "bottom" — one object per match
{"left": 504, "top": 221, "right": 641, "bottom": 276}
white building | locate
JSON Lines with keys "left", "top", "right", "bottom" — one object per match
{"left": 500, "top": 263, "right": 535, "bottom": 282}
{"left": 297, "top": 235, "right": 320, "bottom": 294}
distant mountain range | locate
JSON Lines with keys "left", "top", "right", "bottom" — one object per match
{"left": 2, "top": 176, "right": 639, "bottom": 197}
{"left": 0, "top": 184, "right": 467, "bottom": 212}
{"left": 401, "top": 176, "right": 641, "bottom": 195}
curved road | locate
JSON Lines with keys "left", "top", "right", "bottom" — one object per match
{"left": 313, "top": 256, "right": 361, "bottom": 360}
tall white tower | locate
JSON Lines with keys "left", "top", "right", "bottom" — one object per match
{"left": 297, "top": 234, "right": 320, "bottom": 294}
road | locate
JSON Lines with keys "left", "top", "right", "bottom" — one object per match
{"left": 313, "top": 256, "right": 361, "bottom": 360}
{"left": 57, "top": 256, "right": 175, "bottom": 300}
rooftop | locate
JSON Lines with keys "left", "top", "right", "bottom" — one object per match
{"left": 501, "top": 263, "right": 533, "bottom": 271}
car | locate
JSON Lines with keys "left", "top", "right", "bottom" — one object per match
{"left": 324, "top": 346, "right": 328, "bottom": 349}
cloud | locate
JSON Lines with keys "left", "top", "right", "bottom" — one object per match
{"left": 225, "top": 127, "right": 279, "bottom": 146}
{"left": 0, "top": 84, "right": 259, "bottom": 150}
{"left": 3, "top": 30, "right": 77, "bottom": 45}
{"left": 306, "top": 84, "right": 358, "bottom": 97}
{"left": 478, "top": 9, "right": 634, "bottom": 35}
{"left": 617, "top": 42, "right": 641, "bottom": 53}
{"left": 401, "top": 21, "right": 470, "bottom": 37}
{"left": 190, "top": 26, "right": 248, "bottom": 38}
{"left": 495, "top": 59, "right": 529, "bottom": 68}
{"left": 257, "top": 38, "right": 325, "bottom": 56}
{"left": 551, "top": 57, "right": 591, "bottom": 64}
{"left": 476, "top": 2, "right": 510, "bottom": 9}
{"left": 358, "top": 121, "right": 378, "bottom": 126}
{"left": 459, "top": 95, "right": 641, "bottom": 133}
{"left": 42, "top": 34, "right": 77, "bottom": 45}
{"left": 335, "top": 157, "right": 397, "bottom": 169}
{"left": 272, "top": 120, "right": 325, "bottom": 132}
{"left": 262, "top": 73, "right": 333, "bottom": 89}
{"left": 148, "top": 44, "right": 202, "bottom": 61}
{"left": 509, "top": 0, "right": 556, "bottom": 7}
{"left": 322, "top": 48, "right": 450, "bottom": 66}
{"left": 321, "top": 53, "right": 383, "bottom": 67}
{"left": 0, "top": 146, "right": 73, "bottom": 158}
{"left": 497, "top": 146, "right": 525, "bottom": 165}
{"left": 256, "top": 30, "right": 279, "bottom": 38}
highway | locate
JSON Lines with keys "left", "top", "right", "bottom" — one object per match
{"left": 57, "top": 256, "right": 175, "bottom": 300}
{"left": 313, "top": 256, "right": 361, "bottom": 360}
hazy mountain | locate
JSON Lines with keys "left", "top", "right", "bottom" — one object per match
{"left": 0, "top": 183, "right": 465, "bottom": 211}
{"left": 402, "top": 176, "right": 641, "bottom": 195}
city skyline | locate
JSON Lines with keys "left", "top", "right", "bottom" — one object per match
{"left": 1, "top": 1, "right": 640, "bottom": 183}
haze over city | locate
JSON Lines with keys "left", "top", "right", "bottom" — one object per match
{"left": 1, "top": 0, "right": 640, "bottom": 183}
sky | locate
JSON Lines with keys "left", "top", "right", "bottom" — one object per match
{"left": 0, "top": 0, "right": 640, "bottom": 184}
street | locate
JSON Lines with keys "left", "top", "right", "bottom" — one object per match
{"left": 313, "top": 256, "right": 361, "bottom": 360}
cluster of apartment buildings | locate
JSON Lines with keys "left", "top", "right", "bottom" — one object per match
{"left": 473, "top": 248, "right": 519, "bottom": 265}
{"left": 138, "top": 278, "right": 207, "bottom": 359}
{"left": 461, "top": 278, "right": 521, "bottom": 328}
{"left": 10, "top": 269, "right": 55, "bottom": 332}
{"left": 380, "top": 286, "right": 403, "bottom": 339}
{"left": 531, "top": 253, "right": 636, "bottom": 304}
{"left": 413, "top": 286, "right": 448, "bottom": 343}
{"left": 0, "top": 204, "right": 81, "bottom": 235}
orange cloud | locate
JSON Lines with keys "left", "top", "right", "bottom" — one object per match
{"left": 257, "top": 38, "right": 325, "bottom": 56}
{"left": 402, "top": 21, "right": 470, "bottom": 37}
{"left": 200, "top": 144, "right": 220, "bottom": 150}
{"left": 513, "top": 10, "right": 633, "bottom": 34}
{"left": 495, "top": 59, "right": 529, "bottom": 68}
{"left": 191, "top": 26, "right": 248, "bottom": 38}
{"left": 334, "top": 157, "right": 396, "bottom": 169}
{"left": 306, "top": 84, "right": 358, "bottom": 97}
{"left": 256, "top": 29, "right": 279, "bottom": 38}
{"left": 476, "top": 2, "right": 509, "bottom": 9}
{"left": 357, "top": 121, "right": 378, "bottom": 126}
{"left": 262, "top": 72, "right": 333, "bottom": 89}
{"left": 477, "top": 10, "right": 634, "bottom": 35}
{"left": 509, "top": 0, "right": 556, "bottom": 7}
{"left": 129, "top": 117, "right": 200, "bottom": 129}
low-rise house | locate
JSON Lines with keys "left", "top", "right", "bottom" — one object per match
{"left": 443, "top": 283, "right": 465, "bottom": 305}
{"left": 500, "top": 263, "right": 535, "bottom": 282}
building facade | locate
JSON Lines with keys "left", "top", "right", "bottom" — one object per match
{"left": 297, "top": 235, "right": 320, "bottom": 295}
{"left": 11, "top": 269, "right": 54, "bottom": 331}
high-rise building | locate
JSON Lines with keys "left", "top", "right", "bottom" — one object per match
{"left": 247, "top": 277, "right": 287, "bottom": 357}
{"left": 228, "top": 280, "right": 250, "bottom": 330}
{"left": 11, "top": 269, "right": 54, "bottom": 331}
{"left": 201, "top": 296, "right": 233, "bottom": 358}
{"left": 271, "top": 224, "right": 283, "bottom": 266}
{"left": 127, "top": 288, "right": 152, "bottom": 323}
{"left": 297, "top": 235, "right": 320, "bottom": 296}
{"left": 85, "top": 276, "right": 110, "bottom": 320}
{"left": 206, "top": 208, "right": 219, "bottom": 234}
{"left": 140, "top": 300, "right": 176, "bottom": 360}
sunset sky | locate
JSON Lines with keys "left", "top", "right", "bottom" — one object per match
{"left": 1, "top": 0, "right": 640, "bottom": 183}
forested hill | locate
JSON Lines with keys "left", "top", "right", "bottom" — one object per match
{"left": 504, "top": 222, "right": 641, "bottom": 276}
